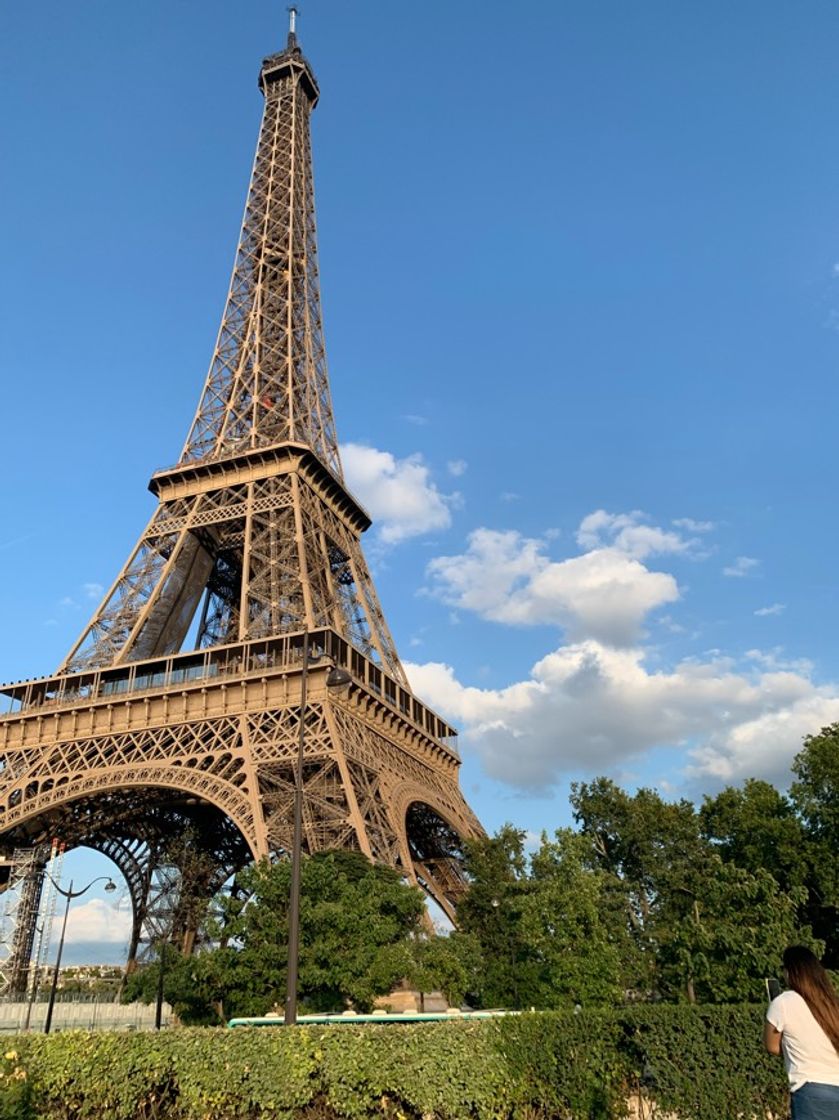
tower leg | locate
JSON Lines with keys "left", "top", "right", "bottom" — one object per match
{"left": 9, "top": 859, "right": 44, "bottom": 996}
{"left": 0, "top": 850, "right": 46, "bottom": 997}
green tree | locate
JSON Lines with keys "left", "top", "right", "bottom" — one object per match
{"left": 455, "top": 826, "right": 622, "bottom": 1009}
{"left": 571, "top": 777, "right": 817, "bottom": 1003}
{"left": 658, "top": 858, "right": 817, "bottom": 1003}
{"left": 122, "top": 942, "right": 233, "bottom": 1025}
{"left": 700, "top": 779, "right": 811, "bottom": 896}
{"left": 791, "top": 723, "right": 839, "bottom": 964}
{"left": 570, "top": 778, "right": 706, "bottom": 995}
{"left": 221, "top": 850, "right": 426, "bottom": 1016}
{"left": 124, "top": 849, "right": 427, "bottom": 1021}
{"left": 521, "top": 830, "right": 622, "bottom": 1007}
{"left": 405, "top": 932, "right": 482, "bottom": 1009}
{"left": 456, "top": 826, "right": 542, "bottom": 1008}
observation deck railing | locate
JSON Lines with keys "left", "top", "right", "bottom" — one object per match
{"left": 0, "top": 630, "right": 458, "bottom": 759}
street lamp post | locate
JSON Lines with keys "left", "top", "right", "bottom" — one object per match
{"left": 284, "top": 633, "right": 350, "bottom": 1025}
{"left": 44, "top": 874, "right": 116, "bottom": 1035}
{"left": 155, "top": 936, "right": 166, "bottom": 1030}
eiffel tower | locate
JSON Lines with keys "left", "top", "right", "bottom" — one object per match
{"left": 0, "top": 15, "right": 481, "bottom": 988}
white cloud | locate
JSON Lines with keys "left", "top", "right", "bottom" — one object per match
{"left": 576, "top": 509, "right": 697, "bottom": 560}
{"left": 755, "top": 603, "right": 786, "bottom": 617}
{"left": 447, "top": 459, "right": 468, "bottom": 478}
{"left": 723, "top": 556, "right": 759, "bottom": 578}
{"left": 64, "top": 898, "right": 132, "bottom": 945}
{"left": 744, "top": 647, "right": 813, "bottom": 674}
{"left": 686, "top": 693, "right": 839, "bottom": 784}
{"left": 412, "top": 510, "right": 838, "bottom": 793}
{"left": 426, "top": 525, "right": 679, "bottom": 646}
{"left": 407, "top": 643, "right": 839, "bottom": 791}
{"left": 341, "top": 443, "right": 455, "bottom": 545}
{"left": 673, "top": 518, "right": 715, "bottom": 533}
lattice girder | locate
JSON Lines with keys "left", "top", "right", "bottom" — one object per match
{"left": 0, "top": 644, "right": 480, "bottom": 920}
{"left": 60, "top": 455, "right": 405, "bottom": 683}
{"left": 182, "top": 41, "right": 339, "bottom": 473}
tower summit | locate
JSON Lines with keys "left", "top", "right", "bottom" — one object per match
{"left": 182, "top": 10, "right": 328, "bottom": 469}
{"left": 58, "top": 14, "right": 396, "bottom": 679}
{"left": 0, "top": 20, "right": 482, "bottom": 988}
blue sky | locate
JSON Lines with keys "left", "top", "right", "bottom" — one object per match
{"left": 3, "top": 0, "right": 839, "bottom": 959}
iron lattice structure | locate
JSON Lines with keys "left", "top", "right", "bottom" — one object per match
{"left": 0, "top": 26, "right": 482, "bottom": 984}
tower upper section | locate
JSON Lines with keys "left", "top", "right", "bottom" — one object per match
{"left": 180, "top": 28, "right": 341, "bottom": 477}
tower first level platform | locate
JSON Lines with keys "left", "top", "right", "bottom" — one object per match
{"left": 0, "top": 626, "right": 480, "bottom": 927}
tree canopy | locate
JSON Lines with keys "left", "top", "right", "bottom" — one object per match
{"left": 124, "top": 722, "right": 839, "bottom": 1019}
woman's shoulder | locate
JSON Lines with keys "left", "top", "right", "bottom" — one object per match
{"left": 768, "top": 989, "right": 807, "bottom": 1022}
{"left": 773, "top": 989, "right": 804, "bottom": 1006}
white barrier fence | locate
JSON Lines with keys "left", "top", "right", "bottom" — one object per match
{"left": 0, "top": 1000, "right": 172, "bottom": 1032}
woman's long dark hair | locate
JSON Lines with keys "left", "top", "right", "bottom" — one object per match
{"left": 783, "top": 946, "right": 839, "bottom": 1053}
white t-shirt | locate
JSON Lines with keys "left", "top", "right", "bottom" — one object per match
{"left": 767, "top": 990, "right": 839, "bottom": 1092}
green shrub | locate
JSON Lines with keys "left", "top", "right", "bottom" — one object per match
{"left": 618, "top": 1006, "right": 787, "bottom": 1120}
{"left": 0, "top": 1046, "right": 32, "bottom": 1120}
{"left": 0, "top": 1006, "right": 789, "bottom": 1120}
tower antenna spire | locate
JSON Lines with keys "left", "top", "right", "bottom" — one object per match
{"left": 287, "top": 5, "right": 298, "bottom": 45}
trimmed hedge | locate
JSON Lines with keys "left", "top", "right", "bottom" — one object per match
{"left": 0, "top": 1007, "right": 787, "bottom": 1120}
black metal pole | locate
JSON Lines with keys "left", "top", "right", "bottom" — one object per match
{"left": 284, "top": 630, "right": 309, "bottom": 1025}
{"left": 22, "top": 923, "right": 43, "bottom": 1032}
{"left": 155, "top": 937, "right": 165, "bottom": 1029}
{"left": 44, "top": 884, "right": 72, "bottom": 1035}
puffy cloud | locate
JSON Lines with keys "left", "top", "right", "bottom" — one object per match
{"left": 447, "top": 459, "right": 468, "bottom": 478}
{"left": 413, "top": 508, "right": 834, "bottom": 794}
{"left": 576, "top": 509, "right": 697, "bottom": 559}
{"left": 686, "top": 693, "right": 839, "bottom": 784}
{"left": 426, "top": 526, "right": 679, "bottom": 646}
{"left": 341, "top": 443, "right": 456, "bottom": 545}
{"left": 723, "top": 556, "right": 759, "bottom": 578}
{"left": 755, "top": 603, "right": 786, "bottom": 617}
{"left": 64, "top": 898, "right": 132, "bottom": 945}
{"left": 406, "top": 644, "right": 839, "bottom": 791}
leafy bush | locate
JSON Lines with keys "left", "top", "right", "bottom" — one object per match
{"left": 618, "top": 1006, "right": 787, "bottom": 1120}
{"left": 0, "top": 1006, "right": 788, "bottom": 1120}
{"left": 0, "top": 1047, "right": 31, "bottom": 1120}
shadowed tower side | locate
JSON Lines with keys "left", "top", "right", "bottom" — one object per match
{"left": 0, "top": 15, "right": 482, "bottom": 990}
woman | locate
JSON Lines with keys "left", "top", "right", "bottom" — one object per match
{"left": 764, "top": 946, "right": 839, "bottom": 1118}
